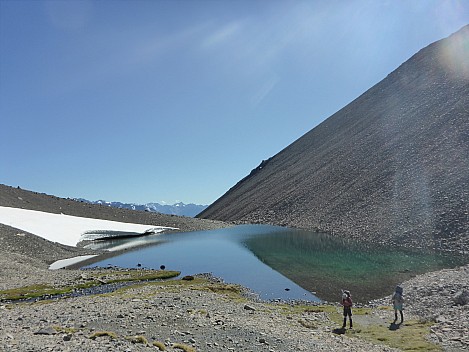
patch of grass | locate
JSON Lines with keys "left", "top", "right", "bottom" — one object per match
{"left": 105, "top": 270, "right": 180, "bottom": 284}
{"left": 187, "top": 308, "right": 208, "bottom": 316}
{"left": 357, "top": 320, "right": 440, "bottom": 351}
{"left": 125, "top": 335, "right": 148, "bottom": 344}
{"left": 142, "top": 278, "right": 246, "bottom": 302}
{"left": 173, "top": 343, "right": 196, "bottom": 352}
{"left": 89, "top": 331, "right": 118, "bottom": 340}
{"left": 274, "top": 304, "right": 336, "bottom": 316}
{"left": 105, "top": 276, "right": 207, "bottom": 298}
{"left": 326, "top": 307, "right": 440, "bottom": 351}
{"left": 207, "top": 283, "right": 242, "bottom": 295}
{"left": 326, "top": 306, "right": 372, "bottom": 326}
{"left": 298, "top": 319, "right": 317, "bottom": 329}
{"left": 0, "top": 270, "right": 180, "bottom": 302}
{"left": 0, "top": 284, "right": 72, "bottom": 301}
{"left": 351, "top": 307, "right": 372, "bottom": 315}
{"left": 53, "top": 326, "right": 78, "bottom": 334}
{"left": 153, "top": 341, "right": 166, "bottom": 351}
{"left": 303, "top": 307, "right": 324, "bottom": 313}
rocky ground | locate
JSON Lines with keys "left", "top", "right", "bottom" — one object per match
{"left": 371, "top": 265, "right": 469, "bottom": 352}
{"left": 1, "top": 223, "right": 469, "bottom": 352}
{"left": 1, "top": 185, "right": 468, "bottom": 351}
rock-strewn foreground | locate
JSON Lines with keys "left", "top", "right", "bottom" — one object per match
{"left": 0, "top": 187, "right": 468, "bottom": 351}
{"left": 1, "top": 219, "right": 468, "bottom": 351}
{"left": 198, "top": 25, "right": 469, "bottom": 253}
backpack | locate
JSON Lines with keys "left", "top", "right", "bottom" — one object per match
{"left": 395, "top": 286, "right": 403, "bottom": 295}
{"left": 342, "top": 291, "right": 352, "bottom": 307}
{"left": 393, "top": 292, "right": 404, "bottom": 304}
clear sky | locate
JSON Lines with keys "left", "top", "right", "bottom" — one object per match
{"left": 1, "top": 0, "right": 468, "bottom": 205}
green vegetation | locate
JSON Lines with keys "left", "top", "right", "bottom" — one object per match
{"left": 263, "top": 303, "right": 439, "bottom": 351}
{"left": 298, "top": 318, "right": 317, "bottom": 329}
{"left": 0, "top": 270, "right": 180, "bottom": 301}
{"left": 152, "top": 341, "right": 166, "bottom": 351}
{"left": 125, "top": 335, "right": 149, "bottom": 344}
{"left": 0, "top": 268, "right": 442, "bottom": 351}
{"left": 187, "top": 308, "right": 208, "bottom": 316}
{"left": 114, "top": 277, "right": 246, "bottom": 302}
{"left": 0, "top": 284, "right": 77, "bottom": 301}
{"left": 205, "top": 283, "right": 243, "bottom": 298}
{"left": 356, "top": 320, "right": 440, "bottom": 351}
{"left": 53, "top": 326, "right": 78, "bottom": 334}
{"left": 106, "top": 276, "right": 207, "bottom": 298}
{"left": 326, "top": 307, "right": 440, "bottom": 351}
{"left": 89, "top": 331, "right": 118, "bottom": 340}
{"left": 273, "top": 303, "right": 336, "bottom": 316}
{"left": 173, "top": 343, "right": 196, "bottom": 352}
{"left": 103, "top": 270, "right": 180, "bottom": 284}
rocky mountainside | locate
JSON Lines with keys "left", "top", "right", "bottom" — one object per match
{"left": 199, "top": 25, "right": 469, "bottom": 252}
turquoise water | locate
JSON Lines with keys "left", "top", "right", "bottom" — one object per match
{"left": 242, "top": 227, "right": 468, "bottom": 302}
{"left": 84, "top": 225, "right": 468, "bottom": 302}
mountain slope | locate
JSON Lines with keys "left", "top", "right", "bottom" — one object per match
{"left": 199, "top": 25, "right": 469, "bottom": 251}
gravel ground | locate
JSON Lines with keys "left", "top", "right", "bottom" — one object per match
{"left": 1, "top": 185, "right": 468, "bottom": 351}
{"left": 371, "top": 264, "right": 469, "bottom": 352}
{"left": 1, "top": 224, "right": 469, "bottom": 351}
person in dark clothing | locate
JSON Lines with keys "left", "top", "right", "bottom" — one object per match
{"left": 341, "top": 290, "right": 353, "bottom": 329}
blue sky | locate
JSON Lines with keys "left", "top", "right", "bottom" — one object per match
{"left": 1, "top": 0, "right": 468, "bottom": 205}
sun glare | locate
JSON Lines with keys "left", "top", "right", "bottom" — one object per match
{"left": 438, "top": 25, "right": 469, "bottom": 79}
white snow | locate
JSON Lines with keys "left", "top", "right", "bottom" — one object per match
{"left": 0, "top": 206, "right": 177, "bottom": 247}
{"left": 48, "top": 255, "right": 98, "bottom": 270}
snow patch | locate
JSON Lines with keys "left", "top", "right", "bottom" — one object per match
{"left": 0, "top": 206, "right": 177, "bottom": 247}
{"left": 49, "top": 255, "right": 98, "bottom": 270}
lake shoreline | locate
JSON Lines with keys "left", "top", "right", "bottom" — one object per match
{"left": 1, "top": 224, "right": 468, "bottom": 351}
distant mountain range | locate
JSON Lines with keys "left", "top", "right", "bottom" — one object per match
{"left": 75, "top": 199, "right": 207, "bottom": 217}
{"left": 199, "top": 25, "right": 469, "bottom": 252}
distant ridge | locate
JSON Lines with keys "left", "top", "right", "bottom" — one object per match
{"left": 0, "top": 183, "right": 226, "bottom": 233}
{"left": 76, "top": 198, "right": 207, "bottom": 218}
{"left": 199, "top": 26, "right": 469, "bottom": 252}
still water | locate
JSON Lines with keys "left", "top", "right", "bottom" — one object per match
{"left": 84, "top": 225, "right": 469, "bottom": 303}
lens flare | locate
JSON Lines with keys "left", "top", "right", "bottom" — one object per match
{"left": 438, "top": 25, "right": 469, "bottom": 79}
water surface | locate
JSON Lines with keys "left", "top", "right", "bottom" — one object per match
{"left": 85, "top": 225, "right": 469, "bottom": 302}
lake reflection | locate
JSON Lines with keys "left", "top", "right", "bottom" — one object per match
{"left": 85, "top": 225, "right": 469, "bottom": 302}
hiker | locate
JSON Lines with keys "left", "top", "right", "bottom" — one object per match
{"left": 341, "top": 290, "right": 353, "bottom": 329}
{"left": 391, "top": 285, "right": 404, "bottom": 324}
